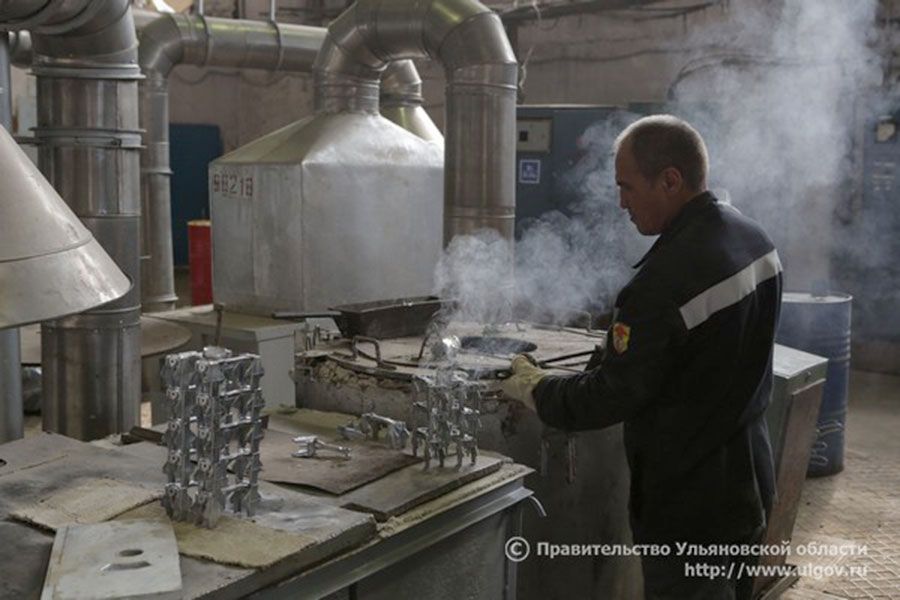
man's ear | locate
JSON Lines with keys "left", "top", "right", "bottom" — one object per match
{"left": 661, "top": 167, "right": 684, "bottom": 194}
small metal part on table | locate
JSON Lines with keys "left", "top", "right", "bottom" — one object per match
{"left": 292, "top": 435, "right": 351, "bottom": 458}
{"left": 339, "top": 413, "right": 411, "bottom": 450}
{"left": 160, "top": 346, "right": 265, "bottom": 528}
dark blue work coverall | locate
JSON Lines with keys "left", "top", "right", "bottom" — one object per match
{"left": 534, "top": 192, "right": 783, "bottom": 600}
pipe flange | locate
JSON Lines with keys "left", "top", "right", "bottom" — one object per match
{"left": 33, "top": 128, "right": 143, "bottom": 149}
{"left": 31, "top": 64, "right": 144, "bottom": 81}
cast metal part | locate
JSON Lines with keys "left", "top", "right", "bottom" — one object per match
{"left": 339, "top": 413, "right": 410, "bottom": 450}
{"left": 411, "top": 372, "right": 482, "bottom": 469}
{"left": 292, "top": 435, "right": 351, "bottom": 459}
{"left": 161, "top": 347, "right": 265, "bottom": 528}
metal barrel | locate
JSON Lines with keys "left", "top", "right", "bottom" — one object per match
{"left": 776, "top": 292, "right": 852, "bottom": 477}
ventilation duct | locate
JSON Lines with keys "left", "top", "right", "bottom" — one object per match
{"left": 314, "top": 0, "right": 518, "bottom": 243}
{"left": 138, "top": 13, "right": 441, "bottom": 311}
{"left": 0, "top": 125, "right": 130, "bottom": 329}
{"left": 0, "top": 0, "right": 143, "bottom": 440}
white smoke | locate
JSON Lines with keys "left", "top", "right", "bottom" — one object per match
{"left": 669, "top": 0, "right": 882, "bottom": 290}
{"left": 434, "top": 0, "right": 883, "bottom": 327}
{"left": 434, "top": 111, "right": 651, "bottom": 327}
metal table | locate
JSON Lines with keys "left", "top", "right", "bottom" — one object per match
{"left": 0, "top": 433, "right": 532, "bottom": 600}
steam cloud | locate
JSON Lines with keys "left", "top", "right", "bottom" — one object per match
{"left": 434, "top": 110, "right": 651, "bottom": 326}
{"left": 670, "top": 0, "right": 882, "bottom": 292}
{"left": 435, "top": 0, "right": 882, "bottom": 328}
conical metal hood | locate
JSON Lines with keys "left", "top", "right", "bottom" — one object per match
{"left": 0, "top": 125, "right": 131, "bottom": 328}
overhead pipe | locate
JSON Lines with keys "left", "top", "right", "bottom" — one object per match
{"left": 6, "top": 8, "right": 156, "bottom": 69}
{"left": 0, "top": 0, "right": 143, "bottom": 440}
{"left": 314, "top": 0, "right": 518, "bottom": 244}
{"left": 137, "top": 13, "right": 440, "bottom": 311}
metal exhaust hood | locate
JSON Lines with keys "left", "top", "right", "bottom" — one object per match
{"left": 0, "top": 125, "right": 131, "bottom": 328}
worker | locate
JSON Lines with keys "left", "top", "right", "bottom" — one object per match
{"left": 503, "top": 115, "right": 782, "bottom": 600}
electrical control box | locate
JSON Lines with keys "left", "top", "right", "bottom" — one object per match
{"left": 515, "top": 105, "right": 625, "bottom": 236}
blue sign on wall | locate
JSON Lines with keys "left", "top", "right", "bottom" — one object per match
{"left": 518, "top": 158, "right": 541, "bottom": 184}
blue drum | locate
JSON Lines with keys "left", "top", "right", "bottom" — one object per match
{"left": 776, "top": 292, "right": 852, "bottom": 477}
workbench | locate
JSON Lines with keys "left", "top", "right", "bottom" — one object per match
{"left": 0, "top": 421, "right": 533, "bottom": 600}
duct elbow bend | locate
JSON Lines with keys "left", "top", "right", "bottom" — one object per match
{"left": 314, "top": 0, "right": 517, "bottom": 112}
{"left": 26, "top": 0, "right": 139, "bottom": 68}
{"left": 380, "top": 60, "right": 423, "bottom": 107}
{"left": 139, "top": 13, "right": 188, "bottom": 78}
{"left": 438, "top": 11, "right": 517, "bottom": 87}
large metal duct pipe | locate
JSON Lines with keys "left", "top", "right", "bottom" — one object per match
{"left": 138, "top": 15, "right": 325, "bottom": 311}
{"left": 0, "top": 34, "right": 23, "bottom": 443}
{"left": 380, "top": 59, "right": 442, "bottom": 143}
{"left": 314, "top": 0, "right": 518, "bottom": 243}
{"left": 7, "top": 30, "right": 30, "bottom": 67}
{"left": 0, "top": 0, "right": 143, "bottom": 440}
{"left": 138, "top": 14, "right": 440, "bottom": 311}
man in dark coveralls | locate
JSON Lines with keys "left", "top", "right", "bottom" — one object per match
{"left": 502, "top": 115, "right": 783, "bottom": 600}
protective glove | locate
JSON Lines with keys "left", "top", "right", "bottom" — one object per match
{"left": 500, "top": 354, "right": 548, "bottom": 412}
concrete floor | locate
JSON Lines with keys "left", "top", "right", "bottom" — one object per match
{"left": 782, "top": 370, "right": 900, "bottom": 599}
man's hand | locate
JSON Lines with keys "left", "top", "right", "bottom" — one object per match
{"left": 500, "top": 354, "right": 547, "bottom": 411}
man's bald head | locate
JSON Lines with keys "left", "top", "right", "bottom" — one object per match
{"left": 614, "top": 115, "right": 709, "bottom": 193}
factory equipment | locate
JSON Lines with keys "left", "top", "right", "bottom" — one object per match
{"left": 0, "top": 0, "right": 145, "bottom": 442}
{"left": 138, "top": 11, "right": 441, "bottom": 312}
{"left": 295, "top": 320, "right": 641, "bottom": 598}
{"left": 295, "top": 310, "right": 834, "bottom": 600}
{"left": 0, "top": 125, "right": 130, "bottom": 330}
{"left": 209, "top": 113, "right": 444, "bottom": 315}
{"left": 515, "top": 104, "right": 625, "bottom": 233}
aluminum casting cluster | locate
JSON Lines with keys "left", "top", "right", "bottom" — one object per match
{"left": 161, "top": 347, "right": 266, "bottom": 528}
{"left": 412, "top": 371, "right": 482, "bottom": 468}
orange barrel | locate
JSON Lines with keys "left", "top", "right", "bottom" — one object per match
{"left": 187, "top": 220, "right": 213, "bottom": 305}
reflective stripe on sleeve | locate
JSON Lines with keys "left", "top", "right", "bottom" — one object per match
{"left": 679, "top": 249, "right": 782, "bottom": 330}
